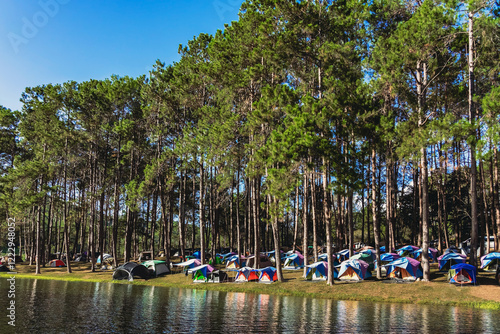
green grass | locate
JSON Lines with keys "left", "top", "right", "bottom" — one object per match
{"left": 2, "top": 262, "right": 500, "bottom": 311}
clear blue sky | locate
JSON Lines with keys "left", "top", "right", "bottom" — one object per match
{"left": 0, "top": 0, "right": 243, "bottom": 111}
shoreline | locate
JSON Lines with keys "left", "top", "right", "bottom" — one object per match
{"left": 2, "top": 263, "right": 500, "bottom": 311}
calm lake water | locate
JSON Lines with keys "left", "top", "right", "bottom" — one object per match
{"left": 1, "top": 278, "right": 499, "bottom": 333}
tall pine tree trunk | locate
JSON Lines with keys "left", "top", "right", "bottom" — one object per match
{"left": 418, "top": 60, "right": 430, "bottom": 281}
{"left": 323, "top": 158, "right": 334, "bottom": 285}
{"left": 468, "top": 12, "right": 479, "bottom": 266}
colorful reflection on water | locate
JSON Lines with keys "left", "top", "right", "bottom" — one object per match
{"left": 1, "top": 278, "right": 499, "bottom": 333}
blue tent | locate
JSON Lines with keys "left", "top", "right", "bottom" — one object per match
{"left": 318, "top": 253, "right": 340, "bottom": 266}
{"left": 443, "top": 247, "right": 461, "bottom": 255}
{"left": 221, "top": 252, "right": 236, "bottom": 262}
{"left": 336, "top": 249, "right": 355, "bottom": 262}
{"left": 338, "top": 259, "right": 371, "bottom": 281}
{"left": 305, "top": 261, "right": 338, "bottom": 280}
{"left": 480, "top": 252, "right": 500, "bottom": 271}
{"left": 225, "top": 255, "right": 247, "bottom": 269}
{"left": 192, "top": 251, "right": 201, "bottom": 259}
{"left": 384, "top": 257, "right": 423, "bottom": 281}
{"left": 380, "top": 253, "right": 401, "bottom": 262}
{"left": 410, "top": 248, "right": 438, "bottom": 263}
{"left": 283, "top": 253, "right": 304, "bottom": 269}
{"left": 396, "top": 245, "right": 419, "bottom": 257}
{"left": 380, "top": 246, "right": 386, "bottom": 253}
{"left": 438, "top": 253, "right": 466, "bottom": 271}
{"left": 376, "top": 253, "right": 401, "bottom": 270}
{"left": 188, "top": 264, "right": 214, "bottom": 283}
{"left": 258, "top": 266, "right": 278, "bottom": 283}
{"left": 448, "top": 263, "right": 477, "bottom": 285}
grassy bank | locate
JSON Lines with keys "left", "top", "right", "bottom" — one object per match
{"left": 2, "top": 262, "right": 500, "bottom": 311}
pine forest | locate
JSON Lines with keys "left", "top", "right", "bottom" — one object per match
{"left": 1, "top": 0, "right": 499, "bottom": 284}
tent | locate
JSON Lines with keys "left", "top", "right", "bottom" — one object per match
{"left": 235, "top": 267, "right": 260, "bottom": 282}
{"left": 350, "top": 252, "right": 375, "bottom": 270}
{"left": 384, "top": 257, "right": 423, "bottom": 281}
{"left": 438, "top": 253, "right": 467, "bottom": 271}
{"left": 210, "top": 254, "right": 223, "bottom": 265}
{"left": 338, "top": 259, "right": 371, "bottom": 281}
{"left": 305, "top": 261, "right": 337, "bottom": 281}
{"left": 443, "top": 246, "right": 462, "bottom": 255}
{"left": 258, "top": 267, "right": 278, "bottom": 283}
{"left": 221, "top": 252, "right": 236, "bottom": 262}
{"left": 143, "top": 260, "right": 170, "bottom": 277}
{"left": 192, "top": 251, "right": 201, "bottom": 259}
{"left": 410, "top": 248, "right": 438, "bottom": 263}
{"left": 207, "top": 270, "right": 229, "bottom": 283}
{"left": 480, "top": 252, "right": 500, "bottom": 271}
{"left": 336, "top": 249, "right": 354, "bottom": 262}
{"left": 318, "top": 253, "right": 340, "bottom": 266}
{"left": 188, "top": 264, "right": 214, "bottom": 283}
{"left": 97, "top": 253, "right": 112, "bottom": 264}
{"left": 396, "top": 245, "right": 419, "bottom": 257}
{"left": 283, "top": 252, "right": 304, "bottom": 270}
{"left": 448, "top": 263, "right": 477, "bottom": 285}
{"left": 267, "top": 250, "right": 283, "bottom": 265}
{"left": 226, "top": 255, "right": 247, "bottom": 269}
{"left": 376, "top": 253, "right": 401, "bottom": 274}
{"left": 173, "top": 259, "right": 201, "bottom": 272}
{"left": 49, "top": 259, "right": 66, "bottom": 267}
{"left": 112, "top": 262, "right": 150, "bottom": 281}
{"left": 380, "top": 253, "right": 401, "bottom": 263}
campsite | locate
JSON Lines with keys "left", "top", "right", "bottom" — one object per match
{"left": 2, "top": 252, "right": 500, "bottom": 311}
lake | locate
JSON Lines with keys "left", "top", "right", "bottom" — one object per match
{"left": 1, "top": 278, "right": 499, "bottom": 333}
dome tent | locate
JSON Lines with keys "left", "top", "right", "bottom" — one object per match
{"left": 283, "top": 252, "right": 304, "bottom": 270}
{"left": 143, "top": 260, "right": 170, "bottom": 277}
{"left": 338, "top": 259, "right": 371, "bottom": 281}
{"left": 438, "top": 253, "right": 466, "bottom": 271}
{"left": 113, "top": 262, "right": 150, "bottom": 281}
{"left": 384, "top": 257, "right": 423, "bottom": 281}
{"left": 480, "top": 252, "right": 500, "bottom": 271}
{"left": 258, "top": 267, "right": 278, "bottom": 283}
{"left": 188, "top": 264, "right": 214, "bottom": 283}
{"left": 448, "top": 263, "right": 477, "bottom": 285}
{"left": 49, "top": 259, "right": 66, "bottom": 267}
{"left": 305, "top": 261, "right": 337, "bottom": 281}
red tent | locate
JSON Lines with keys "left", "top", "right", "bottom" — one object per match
{"left": 49, "top": 259, "right": 66, "bottom": 267}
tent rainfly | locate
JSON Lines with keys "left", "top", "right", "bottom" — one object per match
{"left": 283, "top": 252, "right": 304, "bottom": 270}
{"left": 258, "top": 267, "right": 278, "bottom": 283}
{"left": 305, "top": 261, "right": 336, "bottom": 281}
{"left": 188, "top": 264, "right": 214, "bottom": 283}
{"left": 173, "top": 259, "right": 201, "bottom": 272}
{"left": 384, "top": 257, "right": 423, "bottom": 281}
{"left": 438, "top": 253, "right": 466, "bottom": 271}
{"left": 480, "top": 252, "right": 500, "bottom": 271}
{"left": 226, "top": 255, "right": 247, "bottom": 269}
{"left": 410, "top": 248, "right": 438, "bottom": 263}
{"left": 235, "top": 267, "right": 260, "bottom": 282}
{"left": 337, "top": 259, "right": 371, "bottom": 281}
